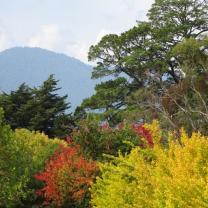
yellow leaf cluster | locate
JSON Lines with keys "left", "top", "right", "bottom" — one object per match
{"left": 91, "top": 122, "right": 208, "bottom": 208}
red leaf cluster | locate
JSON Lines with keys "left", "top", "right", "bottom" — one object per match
{"left": 100, "top": 122, "right": 110, "bottom": 131}
{"left": 34, "top": 143, "right": 97, "bottom": 207}
{"left": 118, "top": 122, "right": 125, "bottom": 130}
{"left": 132, "top": 124, "right": 154, "bottom": 147}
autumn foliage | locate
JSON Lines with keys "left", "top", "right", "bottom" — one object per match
{"left": 34, "top": 140, "right": 97, "bottom": 207}
{"left": 131, "top": 124, "right": 154, "bottom": 147}
{"left": 91, "top": 121, "right": 208, "bottom": 208}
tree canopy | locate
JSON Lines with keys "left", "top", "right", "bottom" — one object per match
{"left": 79, "top": 0, "right": 208, "bottom": 129}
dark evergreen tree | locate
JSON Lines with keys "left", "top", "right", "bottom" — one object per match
{"left": 0, "top": 83, "right": 34, "bottom": 129}
{"left": 0, "top": 75, "right": 74, "bottom": 138}
{"left": 28, "top": 74, "right": 73, "bottom": 138}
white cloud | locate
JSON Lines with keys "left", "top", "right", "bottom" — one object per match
{"left": 98, "top": 0, "right": 154, "bottom": 23}
{"left": 66, "top": 29, "right": 114, "bottom": 63}
{"left": 27, "top": 25, "right": 90, "bottom": 63}
{"left": 96, "top": 29, "right": 113, "bottom": 43}
{"left": 24, "top": 0, "right": 154, "bottom": 63}
{"left": 121, "top": 0, "right": 154, "bottom": 10}
{"left": 28, "top": 25, "right": 61, "bottom": 50}
{"left": 65, "top": 41, "right": 90, "bottom": 63}
{"left": 0, "top": 27, "right": 12, "bottom": 51}
{"left": 120, "top": 0, "right": 154, "bottom": 21}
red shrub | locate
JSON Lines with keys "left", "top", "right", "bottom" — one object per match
{"left": 132, "top": 124, "right": 154, "bottom": 147}
{"left": 34, "top": 142, "right": 97, "bottom": 207}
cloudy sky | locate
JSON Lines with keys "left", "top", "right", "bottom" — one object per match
{"left": 0, "top": 0, "right": 154, "bottom": 63}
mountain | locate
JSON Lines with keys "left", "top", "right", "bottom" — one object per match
{"left": 0, "top": 47, "right": 97, "bottom": 111}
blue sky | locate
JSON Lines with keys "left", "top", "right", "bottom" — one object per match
{"left": 0, "top": 0, "right": 154, "bottom": 63}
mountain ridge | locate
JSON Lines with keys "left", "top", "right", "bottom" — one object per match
{"left": 0, "top": 47, "right": 96, "bottom": 111}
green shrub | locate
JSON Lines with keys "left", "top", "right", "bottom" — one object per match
{"left": 0, "top": 108, "right": 66, "bottom": 207}
{"left": 72, "top": 119, "right": 142, "bottom": 160}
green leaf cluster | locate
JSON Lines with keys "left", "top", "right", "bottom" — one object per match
{"left": 72, "top": 118, "right": 141, "bottom": 160}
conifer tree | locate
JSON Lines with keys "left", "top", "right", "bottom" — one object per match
{"left": 0, "top": 75, "right": 73, "bottom": 138}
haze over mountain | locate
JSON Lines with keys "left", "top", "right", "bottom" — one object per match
{"left": 0, "top": 47, "right": 97, "bottom": 111}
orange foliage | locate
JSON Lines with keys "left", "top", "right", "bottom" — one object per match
{"left": 34, "top": 141, "right": 97, "bottom": 207}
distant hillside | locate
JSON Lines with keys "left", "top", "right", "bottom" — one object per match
{"left": 0, "top": 47, "right": 97, "bottom": 111}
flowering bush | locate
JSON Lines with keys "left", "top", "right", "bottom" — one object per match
{"left": 34, "top": 142, "right": 97, "bottom": 207}
{"left": 91, "top": 121, "right": 208, "bottom": 208}
{"left": 72, "top": 119, "right": 143, "bottom": 160}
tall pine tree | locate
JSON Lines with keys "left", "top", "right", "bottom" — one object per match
{"left": 0, "top": 75, "right": 74, "bottom": 138}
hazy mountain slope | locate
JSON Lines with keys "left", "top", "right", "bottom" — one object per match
{"left": 0, "top": 47, "right": 96, "bottom": 111}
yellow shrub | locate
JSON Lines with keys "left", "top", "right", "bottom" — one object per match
{"left": 91, "top": 148, "right": 154, "bottom": 208}
{"left": 91, "top": 121, "right": 208, "bottom": 208}
{"left": 14, "top": 129, "right": 67, "bottom": 171}
{"left": 153, "top": 130, "right": 208, "bottom": 207}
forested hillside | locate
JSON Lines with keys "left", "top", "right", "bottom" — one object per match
{"left": 0, "top": 0, "right": 208, "bottom": 207}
